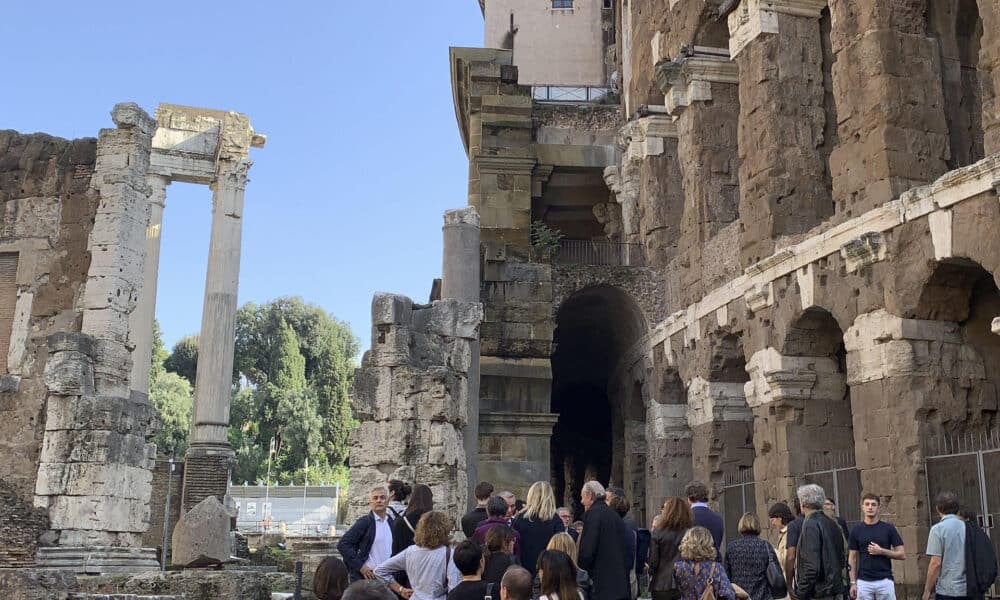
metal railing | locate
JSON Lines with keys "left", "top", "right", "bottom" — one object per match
{"left": 555, "top": 239, "right": 646, "bottom": 267}
{"left": 532, "top": 85, "right": 611, "bottom": 103}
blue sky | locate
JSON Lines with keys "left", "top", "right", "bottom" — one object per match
{"left": 1, "top": 2, "right": 484, "bottom": 353}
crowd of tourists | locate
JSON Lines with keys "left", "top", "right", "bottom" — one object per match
{"left": 311, "top": 478, "right": 997, "bottom": 600}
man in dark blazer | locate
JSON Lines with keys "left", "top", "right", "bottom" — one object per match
{"left": 686, "top": 480, "right": 724, "bottom": 560}
{"left": 337, "top": 486, "right": 395, "bottom": 582}
{"left": 578, "top": 480, "right": 629, "bottom": 600}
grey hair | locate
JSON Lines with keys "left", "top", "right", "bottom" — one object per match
{"left": 583, "top": 480, "right": 606, "bottom": 499}
{"left": 370, "top": 485, "right": 389, "bottom": 496}
{"left": 797, "top": 484, "right": 826, "bottom": 510}
{"left": 557, "top": 506, "right": 570, "bottom": 514}
{"left": 498, "top": 490, "right": 515, "bottom": 500}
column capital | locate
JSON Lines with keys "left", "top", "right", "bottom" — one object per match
{"left": 728, "top": 0, "right": 830, "bottom": 58}
{"left": 744, "top": 347, "right": 844, "bottom": 408}
{"left": 686, "top": 376, "right": 752, "bottom": 427}
{"left": 212, "top": 158, "right": 252, "bottom": 193}
{"left": 618, "top": 113, "right": 678, "bottom": 161}
{"left": 656, "top": 50, "right": 739, "bottom": 116}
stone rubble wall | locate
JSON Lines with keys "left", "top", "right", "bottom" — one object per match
{"left": 348, "top": 294, "right": 482, "bottom": 523}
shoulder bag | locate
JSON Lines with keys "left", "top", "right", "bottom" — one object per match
{"left": 766, "top": 543, "right": 788, "bottom": 598}
{"left": 697, "top": 563, "right": 718, "bottom": 600}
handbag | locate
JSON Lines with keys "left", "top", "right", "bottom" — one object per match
{"left": 697, "top": 563, "right": 718, "bottom": 600}
{"left": 766, "top": 556, "right": 788, "bottom": 599}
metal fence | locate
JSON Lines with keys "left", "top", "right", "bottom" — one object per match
{"left": 721, "top": 467, "right": 757, "bottom": 544}
{"left": 555, "top": 239, "right": 646, "bottom": 267}
{"left": 532, "top": 85, "right": 611, "bottom": 103}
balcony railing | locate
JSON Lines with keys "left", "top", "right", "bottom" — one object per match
{"left": 555, "top": 239, "right": 646, "bottom": 267}
{"left": 532, "top": 85, "right": 611, "bottom": 103}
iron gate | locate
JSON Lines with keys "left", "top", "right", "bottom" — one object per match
{"left": 925, "top": 429, "right": 1000, "bottom": 587}
{"left": 721, "top": 467, "right": 757, "bottom": 543}
{"left": 802, "top": 450, "right": 863, "bottom": 530}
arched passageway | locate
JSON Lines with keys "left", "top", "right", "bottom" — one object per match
{"left": 550, "top": 286, "right": 645, "bottom": 517}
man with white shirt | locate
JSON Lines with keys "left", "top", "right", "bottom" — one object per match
{"left": 338, "top": 486, "right": 395, "bottom": 582}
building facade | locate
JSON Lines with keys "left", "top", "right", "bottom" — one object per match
{"left": 440, "top": 0, "right": 1000, "bottom": 590}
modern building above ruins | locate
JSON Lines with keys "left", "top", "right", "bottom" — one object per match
{"left": 359, "top": 0, "right": 1000, "bottom": 592}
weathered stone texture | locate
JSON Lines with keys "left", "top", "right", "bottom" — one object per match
{"left": 349, "top": 294, "right": 481, "bottom": 522}
{"left": 170, "top": 495, "right": 232, "bottom": 567}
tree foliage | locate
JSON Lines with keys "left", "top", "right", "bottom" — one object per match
{"left": 152, "top": 298, "right": 358, "bottom": 485}
{"left": 149, "top": 321, "right": 193, "bottom": 456}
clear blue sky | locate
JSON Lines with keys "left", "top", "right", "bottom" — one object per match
{"left": 1, "top": 2, "right": 484, "bottom": 353}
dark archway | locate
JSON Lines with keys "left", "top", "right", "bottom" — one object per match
{"left": 550, "top": 285, "right": 645, "bottom": 516}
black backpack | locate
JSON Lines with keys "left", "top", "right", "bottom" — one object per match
{"left": 965, "top": 521, "right": 998, "bottom": 597}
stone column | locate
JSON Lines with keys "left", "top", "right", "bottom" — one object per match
{"left": 646, "top": 403, "right": 691, "bottom": 521}
{"left": 183, "top": 158, "right": 249, "bottom": 510}
{"left": 686, "top": 377, "right": 754, "bottom": 500}
{"left": 656, "top": 50, "right": 740, "bottom": 299}
{"left": 826, "top": 0, "right": 949, "bottom": 212}
{"left": 128, "top": 174, "right": 169, "bottom": 399}
{"left": 728, "top": 0, "right": 833, "bottom": 266}
{"left": 978, "top": 0, "right": 1000, "bottom": 155}
{"left": 442, "top": 206, "right": 481, "bottom": 508}
{"left": 743, "top": 347, "right": 848, "bottom": 508}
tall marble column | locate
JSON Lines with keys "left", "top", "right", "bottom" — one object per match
{"left": 442, "top": 206, "right": 481, "bottom": 509}
{"left": 128, "top": 174, "right": 169, "bottom": 399}
{"left": 183, "top": 158, "right": 249, "bottom": 510}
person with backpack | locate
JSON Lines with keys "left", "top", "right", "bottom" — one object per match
{"left": 962, "top": 508, "right": 998, "bottom": 600}
{"left": 374, "top": 511, "right": 461, "bottom": 600}
{"left": 848, "top": 493, "right": 904, "bottom": 600}
{"left": 673, "top": 526, "right": 737, "bottom": 600}
{"left": 391, "top": 484, "right": 434, "bottom": 591}
{"left": 923, "top": 491, "right": 969, "bottom": 600}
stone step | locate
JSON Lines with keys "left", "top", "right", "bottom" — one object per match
{"left": 70, "top": 595, "right": 181, "bottom": 600}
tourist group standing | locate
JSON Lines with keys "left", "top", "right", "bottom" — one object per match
{"left": 318, "top": 478, "right": 996, "bottom": 600}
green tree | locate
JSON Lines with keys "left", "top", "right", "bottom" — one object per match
{"left": 149, "top": 320, "right": 193, "bottom": 456}
{"left": 164, "top": 335, "right": 199, "bottom": 385}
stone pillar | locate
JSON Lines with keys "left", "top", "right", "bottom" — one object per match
{"left": 743, "top": 347, "right": 848, "bottom": 508}
{"left": 442, "top": 207, "right": 481, "bottom": 508}
{"left": 843, "top": 310, "right": 982, "bottom": 588}
{"left": 646, "top": 403, "right": 691, "bottom": 522}
{"left": 686, "top": 377, "right": 754, "bottom": 501}
{"left": 728, "top": 0, "right": 833, "bottom": 266}
{"left": 614, "top": 113, "right": 684, "bottom": 268}
{"left": 656, "top": 50, "right": 740, "bottom": 298}
{"left": 183, "top": 158, "right": 250, "bottom": 510}
{"left": 978, "top": 0, "right": 1000, "bottom": 155}
{"left": 826, "top": 0, "right": 949, "bottom": 212}
{"left": 128, "top": 174, "right": 168, "bottom": 399}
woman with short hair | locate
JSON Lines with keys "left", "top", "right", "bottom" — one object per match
{"left": 724, "top": 513, "right": 779, "bottom": 600}
{"left": 648, "top": 497, "right": 693, "bottom": 600}
{"left": 674, "top": 526, "right": 737, "bottom": 600}
{"left": 512, "top": 481, "right": 565, "bottom": 577}
{"left": 374, "top": 511, "right": 460, "bottom": 600}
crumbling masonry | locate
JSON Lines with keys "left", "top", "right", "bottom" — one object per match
{"left": 349, "top": 0, "right": 1000, "bottom": 593}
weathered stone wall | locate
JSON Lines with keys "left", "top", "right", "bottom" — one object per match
{"left": 348, "top": 294, "right": 481, "bottom": 522}
{"left": 141, "top": 458, "right": 183, "bottom": 558}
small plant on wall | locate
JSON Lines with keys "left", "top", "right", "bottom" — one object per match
{"left": 531, "top": 220, "right": 564, "bottom": 262}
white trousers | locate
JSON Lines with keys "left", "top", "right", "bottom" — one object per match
{"left": 857, "top": 578, "right": 896, "bottom": 600}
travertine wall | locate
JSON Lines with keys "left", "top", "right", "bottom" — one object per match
{"left": 348, "top": 294, "right": 481, "bottom": 521}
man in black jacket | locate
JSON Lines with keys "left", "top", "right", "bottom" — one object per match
{"left": 579, "top": 480, "right": 629, "bottom": 600}
{"left": 686, "top": 480, "right": 724, "bottom": 560}
{"left": 461, "top": 481, "right": 494, "bottom": 538}
{"left": 794, "top": 484, "right": 847, "bottom": 600}
{"left": 337, "top": 486, "right": 395, "bottom": 582}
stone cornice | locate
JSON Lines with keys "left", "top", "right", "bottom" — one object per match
{"left": 617, "top": 114, "right": 679, "bottom": 161}
{"left": 479, "top": 411, "right": 559, "bottom": 437}
{"left": 656, "top": 51, "right": 739, "bottom": 115}
{"left": 728, "top": 0, "right": 829, "bottom": 58}
{"left": 474, "top": 155, "right": 536, "bottom": 175}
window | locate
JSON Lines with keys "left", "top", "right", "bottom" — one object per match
{"left": 603, "top": 0, "right": 613, "bottom": 8}
{"left": 553, "top": 0, "right": 573, "bottom": 8}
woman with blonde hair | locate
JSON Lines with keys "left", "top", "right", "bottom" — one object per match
{"left": 674, "top": 526, "right": 736, "bottom": 600}
{"left": 512, "top": 481, "right": 565, "bottom": 577}
{"left": 724, "top": 513, "right": 779, "bottom": 600}
{"left": 374, "top": 511, "right": 460, "bottom": 600}
{"left": 542, "top": 532, "right": 593, "bottom": 600}
{"left": 648, "top": 497, "right": 693, "bottom": 600}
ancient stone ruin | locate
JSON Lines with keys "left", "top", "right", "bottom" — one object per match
{"left": 0, "top": 102, "right": 266, "bottom": 595}
{"left": 350, "top": 0, "right": 1000, "bottom": 594}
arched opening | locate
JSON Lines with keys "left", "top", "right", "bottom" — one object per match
{"left": 550, "top": 285, "right": 645, "bottom": 516}
{"left": 781, "top": 308, "right": 862, "bottom": 526}
{"left": 927, "top": 0, "right": 985, "bottom": 169}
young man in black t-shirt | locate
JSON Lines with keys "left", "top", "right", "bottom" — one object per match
{"left": 448, "top": 540, "right": 490, "bottom": 600}
{"left": 848, "top": 493, "right": 905, "bottom": 600}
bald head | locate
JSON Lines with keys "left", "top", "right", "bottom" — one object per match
{"left": 501, "top": 566, "right": 532, "bottom": 600}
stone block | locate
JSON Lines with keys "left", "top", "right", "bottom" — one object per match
{"left": 371, "top": 293, "right": 413, "bottom": 326}
{"left": 171, "top": 495, "right": 232, "bottom": 567}
{"left": 412, "top": 299, "right": 483, "bottom": 340}
{"left": 44, "top": 351, "right": 95, "bottom": 396}
{"left": 47, "top": 494, "right": 150, "bottom": 533}
{"left": 369, "top": 325, "right": 410, "bottom": 367}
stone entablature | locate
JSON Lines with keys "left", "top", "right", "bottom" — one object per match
{"left": 743, "top": 347, "right": 845, "bottom": 409}
{"left": 655, "top": 48, "right": 738, "bottom": 116}
{"left": 727, "top": 0, "right": 829, "bottom": 58}
{"left": 686, "top": 376, "right": 752, "bottom": 427}
{"left": 614, "top": 153, "right": 1000, "bottom": 379}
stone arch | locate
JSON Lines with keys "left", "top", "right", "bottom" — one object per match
{"left": 550, "top": 285, "right": 647, "bottom": 515}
